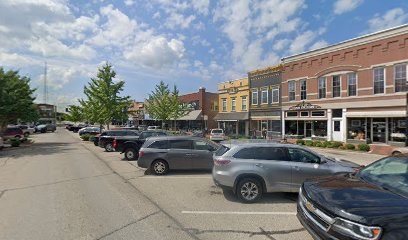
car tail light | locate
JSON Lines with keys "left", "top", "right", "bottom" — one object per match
{"left": 113, "top": 139, "right": 117, "bottom": 148}
{"left": 139, "top": 151, "right": 144, "bottom": 157}
{"left": 96, "top": 134, "right": 101, "bottom": 137}
{"left": 214, "top": 159, "right": 231, "bottom": 165}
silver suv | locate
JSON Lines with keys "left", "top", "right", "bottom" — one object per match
{"left": 138, "top": 136, "right": 220, "bottom": 175}
{"left": 213, "top": 143, "right": 359, "bottom": 203}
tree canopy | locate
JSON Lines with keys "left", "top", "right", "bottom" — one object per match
{"left": 0, "top": 68, "right": 39, "bottom": 131}
{"left": 145, "top": 81, "right": 190, "bottom": 123}
{"left": 79, "top": 63, "right": 132, "bottom": 129}
{"left": 64, "top": 105, "right": 84, "bottom": 123}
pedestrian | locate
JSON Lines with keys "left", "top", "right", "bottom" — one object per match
{"left": 262, "top": 128, "right": 267, "bottom": 139}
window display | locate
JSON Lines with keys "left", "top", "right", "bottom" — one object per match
{"left": 389, "top": 118, "right": 407, "bottom": 143}
{"left": 347, "top": 118, "right": 366, "bottom": 140}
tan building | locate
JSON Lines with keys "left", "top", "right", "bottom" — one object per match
{"left": 281, "top": 24, "right": 408, "bottom": 146}
{"left": 214, "top": 77, "right": 250, "bottom": 135}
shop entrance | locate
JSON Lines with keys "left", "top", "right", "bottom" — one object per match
{"left": 372, "top": 119, "right": 386, "bottom": 143}
{"left": 332, "top": 120, "right": 343, "bottom": 141}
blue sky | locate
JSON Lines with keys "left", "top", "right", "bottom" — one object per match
{"left": 0, "top": 0, "right": 407, "bottom": 111}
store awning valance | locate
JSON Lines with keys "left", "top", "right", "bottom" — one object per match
{"left": 177, "top": 110, "right": 203, "bottom": 121}
{"left": 214, "top": 112, "right": 249, "bottom": 121}
{"left": 347, "top": 111, "right": 406, "bottom": 118}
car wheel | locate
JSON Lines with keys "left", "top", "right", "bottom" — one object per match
{"left": 105, "top": 143, "right": 113, "bottom": 152}
{"left": 23, "top": 132, "right": 29, "bottom": 138}
{"left": 392, "top": 151, "right": 402, "bottom": 156}
{"left": 14, "top": 135, "right": 21, "bottom": 140}
{"left": 124, "top": 148, "right": 138, "bottom": 160}
{"left": 236, "top": 178, "right": 263, "bottom": 203}
{"left": 151, "top": 160, "right": 168, "bottom": 175}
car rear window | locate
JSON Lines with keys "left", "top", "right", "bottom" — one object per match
{"left": 233, "top": 148, "right": 254, "bottom": 159}
{"left": 215, "top": 145, "right": 230, "bottom": 156}
{"left": 148, "top": 140, "right": 169, "bottom": 149}
{"left": 212, "top": 129, "right": 223, "bottom": 134}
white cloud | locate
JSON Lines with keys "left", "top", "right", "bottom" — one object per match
{"left": 309, "top": 40, "right": 329, "bottom": 50}
{"left": 124, "top": 37, "right": 185, "bottom": 68}
{"left": 273, "top": 39, "right": 290, "bottom": 51}
{"left": 124, "top": 0, "right": 135, "bottom": 6}
{"left": 164, "top": 13, "right": 196, "bottom": 29}
{"left": 367, "top": 8, "right": 408, "bottom": 32}
{"left": 333, "top": 0, "right": 364, "bottom": 15}
{"left": 289, "top": 30, "right": 316, "bottom": 54}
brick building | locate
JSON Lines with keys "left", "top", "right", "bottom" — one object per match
{"left": 214, "top": 77, "right": 250, "bottom": 135}
{"left": 177, "top": 87, "right": 218, "bottom": 130}
{"left": 281, "top": 24, "right": 408, "bottom": 146}
{"left": 128, "top": 101, "right": 145, "bottom": 126}
{"left": 248, "top": 64, "right": 282, "bottom": 137}
{"left": 36, "top": 103, "right": 57, "bottom": 124}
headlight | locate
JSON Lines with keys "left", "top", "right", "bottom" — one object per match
{"left": 332, "top": 218, "right": 382, "bottom": 240}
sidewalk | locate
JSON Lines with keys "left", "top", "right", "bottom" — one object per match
{"left": 307, "top": 147, "right": 383, "bottom": 166}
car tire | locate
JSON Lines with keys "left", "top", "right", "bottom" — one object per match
{"left": 14, "top": 135, "right": 21, "bottom": 140}
{"left": 151, "top": 159, "right": 169, "bottom": 175}
{"left": 105, "top": 143, "right": 113, "bottom": 152}
{"left": 124, "top": 148, "right": 138, "bottom": 160}
{"left": 24, "top": 132, "right": 29, "bottom": 138}
{"left": 236, "top": 178, "right": 263, "bottom": 203}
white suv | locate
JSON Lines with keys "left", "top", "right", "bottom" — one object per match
{"left": 210, "top": 129, "right": 225, "bottom": 141}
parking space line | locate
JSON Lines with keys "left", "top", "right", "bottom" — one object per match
{"left": 182, "top": 211, "right": 296, "bottom": 215}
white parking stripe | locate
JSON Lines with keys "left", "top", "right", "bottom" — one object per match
{"left": 182, "top": 211, "right": 296, "bottom": 215}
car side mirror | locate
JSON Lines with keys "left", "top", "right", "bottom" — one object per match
{"left": 320, "top": 158, "right": 327, "bottom": 164}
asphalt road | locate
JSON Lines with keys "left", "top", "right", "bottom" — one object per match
{"left": 0, "top": 129, "right": 312, "bottom": 240}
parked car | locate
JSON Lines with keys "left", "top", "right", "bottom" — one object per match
{"left": 114, "top": 130, "right": 167, "bottom": 160}
{"left": 98, "top": 130, "right": 139, "bottom": 152}
{"left": 0, "top": 137, "right": 4, "bottom": 150}
{"left": 18, "top": 125, "right": 35, "bottom": 137}
{"left": 78, "top": 127, "right": 101, "bottom": 136}
{"left": 298, "top": 155, "right": 408, "bottom": 240}
{"left": 391, "top": 146, "right": 408, "bottom": 156}
{"left": 147, "top": 126, "right": 161, "bottom": 130}
{"left": 68, "top": 124, "right": 87, "bottom": 133}
{"left": 138, "top": 125, "right": 148, "bottom": 131}
{"left": 1, "top": 127, "right": 24, "bottom": 140}
{"left": 138, "top": 136, "right": 220, "bottom": 174}
{"left": 210, "top": 129, "right": 225, "bottom": 141}
{"left": 35, "top": 124, "right": 56, "bottom": 133}
{"left": 212, "top": 143, "right": 359, "bottom": 203}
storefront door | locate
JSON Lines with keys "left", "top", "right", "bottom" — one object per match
{"left": 372, "top": 119, "right": 386, "bottom": 143}
{"left": 332, "top": 120, "right": 342, "bottom": 141}
{"left": 305, "top": 121, "right": 312, "bottom": 137}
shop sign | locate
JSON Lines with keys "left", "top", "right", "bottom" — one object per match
{"left": 289, "top": 101, "right": 321, "bottom": 110}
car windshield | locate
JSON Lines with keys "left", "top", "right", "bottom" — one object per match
{"left": 212, "top": 130, "right": 223, "bottom": 134}
{"left": 358, "top": 157, "right": 408, "bottom": 198}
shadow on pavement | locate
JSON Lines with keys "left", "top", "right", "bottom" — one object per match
{"left": 222, "top": 189, "right": 299, "bottom": 204}
{"left": 0, "top": 142, "right": 79, "bottom": 159}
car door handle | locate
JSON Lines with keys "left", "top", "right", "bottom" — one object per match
{"left": 255, "top": 164, "right": 264, "bottom": 168}
{"left": 293, "top": 166, "right": 301, "bottom": 171}
{"left": 185, "top": 153, "right": 196, "bottom": 156}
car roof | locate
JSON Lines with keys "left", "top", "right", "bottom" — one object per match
{"left": 146, "top": 136, "right": 203, "bottom": 141}
{"left": 221, "top": 142, "right": 306, "bottom": 148}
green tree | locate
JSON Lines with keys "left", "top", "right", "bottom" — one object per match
{"left": 65, "top": 105, "right": 84, "bottom": 123}
{"left": 0, "top": 68, "right": 39, "bottom": 131}
{"left": 145, "top": 81, "right": 190, "bottom": 129}
{"left": 80, "top": 63, "right": 132, "bottom": 129}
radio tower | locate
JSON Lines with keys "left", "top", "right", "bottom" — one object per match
{"left": 43, "top": 61, "right": 47, "bottom": 104}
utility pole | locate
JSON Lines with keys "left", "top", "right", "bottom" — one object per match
{"left": 43, "top": 61, "right": 47, "bottom": 104}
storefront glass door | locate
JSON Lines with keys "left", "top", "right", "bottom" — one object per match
{"left": 372, "top": 118, "right": 386, "bottom": 143}
{"left": 305, "top": 121, "right": 312, "bottom": 138}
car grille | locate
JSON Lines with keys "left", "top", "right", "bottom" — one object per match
{"left": 299, "top": 188, "right": 335, "bottom": 232}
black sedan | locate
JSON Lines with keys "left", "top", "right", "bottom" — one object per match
{"left": 298, "top": 155, "right": 408, "bottom": 240}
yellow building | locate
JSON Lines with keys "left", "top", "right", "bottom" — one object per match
{"left": 214, "top": 77, "right": 250, "bottom": 136}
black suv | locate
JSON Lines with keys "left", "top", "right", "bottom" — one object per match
{"left": 298, "top": 155, "right": 408, "bottom": 240}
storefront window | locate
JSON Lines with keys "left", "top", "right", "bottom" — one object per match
{"left": 347, "top": 118, "right": 366, "bottom": 140}
{"left": 389, "top": 118, "right": 407, "bottom": 143}
{"left": 313, "top": 121, "right": 327, "bottom": 137}
{"left": 286, "top": 121, "right": 298, "bottom": 135}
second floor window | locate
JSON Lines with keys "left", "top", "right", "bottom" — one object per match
{"left": 231, "top": 98, "right": 236, "bottom": 112}
{"left": 261, "top": 88, "right": 268, "bottom": 104}
{"left": 374, "top": 67, "right": 385, "bottom": 94}
{"left": 395, "top": 64, "right": 407, "bottom": 92}
{"left": 242, "top": 96, "right": 247, "bottom": 111}
{"left": 318, "top": 77, "right": 326, "bottom": 99}
{"left": 252, "top": 90, "right": 258, "bottom": 105}
{"left": 288, "top": 81, "right": 295, "bottom": 101}
{"left": 272, "top": 87, "right": 279, "bottom": 103}
{"left": 222, "top": 99, "right": 227, "bottom": 112}
{"left": 332, "top": 75, "right": 341, "bottom": 98}
{"left": 300, "top": 79, "right": 307, "bottom": 100}
{"left": 348, "top": 73, "right": 357, "bottom": 96}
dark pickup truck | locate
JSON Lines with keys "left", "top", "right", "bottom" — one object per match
{"left": 98, "top": 130, "right": 139, "bottom": 152}
{"left": 113, "top": 131, "right": 167, "bottom": 160}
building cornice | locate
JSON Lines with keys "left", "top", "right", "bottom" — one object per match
{"left": 248, "top": 64, "right": 282, "bottom": 77}
{"left": 282, "top": 24, "right": 408, "bottom": 63}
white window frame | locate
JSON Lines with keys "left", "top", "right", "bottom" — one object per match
{"left": 373, "top": 67, "right": 385, "bottom": 94}
{"left": 318, "top": 77, "right": 326, "bottom": 99}
{"left": 394, "top": 64, "right": 407, "bottom": 92}
{"left": 332, "top": 75, "right": 341, "bottom": 98}
{"left": 241, "top": 96, "right": 247, "bottom": 111}
{"left": 271, "top": 87, "right": 279, "bottom": 103}
{"left": 252, "top": 89, "right": 258, "bottom": 105}
{"left": 347, "top": 72, "right": 358, "bottom": 96}
{"left": 300, "top": 79, "right": 307, "bottom": 100}
{"left": 288, "top": 81, "right": 296, "bottom": 101}
{"left": 222, "top": 98, "right": 227, "bottom": 112}
{"left": 261, "top": 88, "right": 268, "bottom": 104}
{"left": 231, "top": 97, "right": 236, "bottom": 112}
